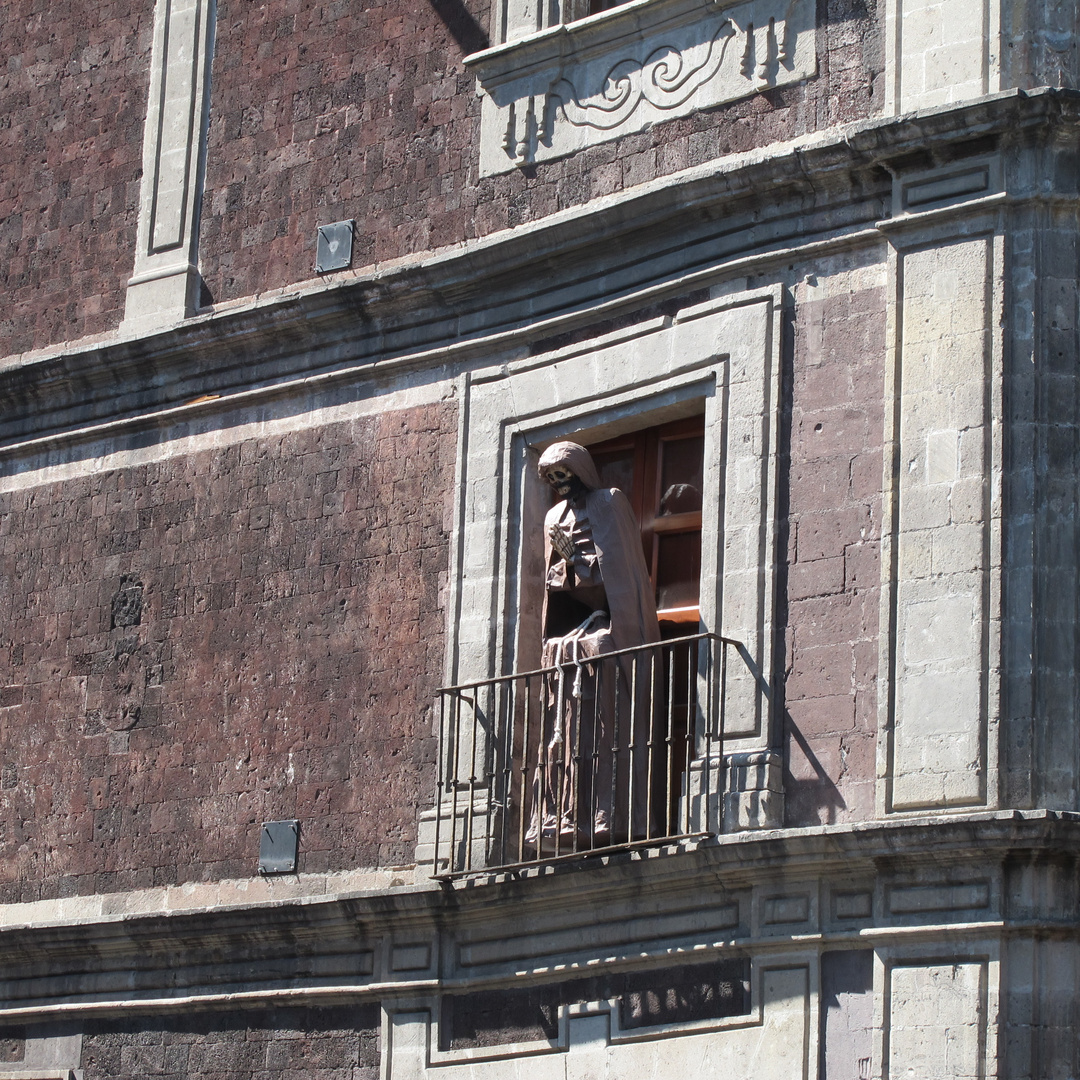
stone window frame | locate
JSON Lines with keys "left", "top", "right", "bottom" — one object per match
{"left": 432, "top": 286, "right": 786, "bottom": 855}
{"left": 0, "top": 1071, "right": 75, "bottom": 1079}
{"left": 386, "top": 962, "right": 809, "bottom": 1071}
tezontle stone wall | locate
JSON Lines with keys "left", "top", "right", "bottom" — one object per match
{"left": 784, "top": 279, "right": 885, "bottom": 826}
{"left": 0, "top": 0, "right": 882, "bottom": 359}
{"left": 0, "top": 0, "right": 152, "bottom": 358}
{"left": 0, "top": 403, "right": 455, "bottom": 903}
{"left": 199, "top": 0, "right": 881, "bottom": 307}
{"left": 78, "top": 1005, "right": 380, "bottom": 1079}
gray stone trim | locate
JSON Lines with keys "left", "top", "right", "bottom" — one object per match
{"left": 0, "top": 811, "right": 1075, "bottom": 1021}
{"left": 122, "top": 0, "right": 215, "bottom": 333}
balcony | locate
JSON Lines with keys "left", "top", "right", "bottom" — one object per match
{"left": 432, "top": 633, "right": 757, "bottom": 877}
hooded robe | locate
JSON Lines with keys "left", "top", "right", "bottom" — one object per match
{"left": 528, "top": 442, "right": 661, "bottom": 851}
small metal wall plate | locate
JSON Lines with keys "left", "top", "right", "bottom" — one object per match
{"left": 259, "top": 819, "right": 299, "bottom": 874}
{"left": 315, "top": 220, "right": 354, "bottom": 273}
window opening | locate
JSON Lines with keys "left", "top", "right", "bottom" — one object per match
{"left": 586, "top": 414, "right": 706, "bottom": 836}
{"left": 431, "top": 411, "right": 727, "bottom": 877}
{"left": 439, "top": 958, "right": 750, "bottom": 1050}
{"left": 588, "top": 414, "right": 705, "bottom": 635}
{"left": 558, "top": 0, "right": 632, "bottom": 23}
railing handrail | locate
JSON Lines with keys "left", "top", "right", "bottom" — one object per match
{"left": 432, "top": 631, "right": 744, "bottom": 876}
{"left": 437, "top": 631, "right": 743, "bottom": 694}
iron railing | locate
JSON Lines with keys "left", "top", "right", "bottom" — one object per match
{"left": 432, "top": 633, "right": 742, "bottom": 877}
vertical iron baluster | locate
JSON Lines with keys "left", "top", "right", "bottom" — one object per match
{"left": 464, "top": 690, "right": 479, "bottom": 872}
{"left": 486, "top": 681, "right": 496, "bottom": 867}
{"left": 434, "top": 691, "right": 445, "bottom": 875}
{"left": 718, "top": 638, "right": 728, "bottom": 836}
{"left": 701, "top": 639, "right": 712, "bottom": 837}
{"left": 449, "top": 692, "right": 461, "bottom": 873}
{"left": 554, "top": 659, "right": 567, "bottom": 860}
{"left": 500, "top": 676, "right": 515, "bottom": 867}
{"left": 611, "top": 655, "right": 621, "bottom": 848}
{"left": 541, "top": 668, "right": 553, "bottom": 861}
{"left": 626, "top": 654, "right": 638, "bottom": 842}
{"left": 590, "top": 659, "right": 602, "bottom": 849}
{"left": 645, "top": 647, "right": 656, "bottom": 841}
{"left": 571, "top": 658, "right": 585, "bottom": 855}
{"left": 660, "top": 639, "right": 669, "bottom": 833}
{"left": 683, "top": 639, "right": 694, "bottom": 836}
{"left": 519, "top": 674, "right": 533, "bottom": 863}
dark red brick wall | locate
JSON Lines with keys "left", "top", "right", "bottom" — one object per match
{"left": 783, "top": 284, "right": 885, "bottom": 825}
{"left": 0, "top": 0, "right": 883, "bottom": 353}
{"left": 79, "top": 1005, "right": 380, "bottom": 1079}
{"left": 0, "top": 402, "right": 455, "bottom": 902}
{"left": 197, "top": 0, "right": 882, "bottom": 306}
{"left": 0, "top": 0, "right": 151, "bottom": 359}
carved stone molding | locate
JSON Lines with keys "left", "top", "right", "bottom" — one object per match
{"left": 466, "top": 0, "right": 816, "bottom": 175}
{"left": 123, "top": 0, "right": 215, "bottom": 333}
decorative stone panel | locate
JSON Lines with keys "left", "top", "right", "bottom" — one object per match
{"left": 884, "top": 231, "right": 1000, "bottom": 812}
{"left": 466, "top": 0, "right": 817, "bottom": 175}
{"left": 123, "top": 0, "right": 214, "bottom": 331}
{"left": 385, "top": 967, "right": 808, "bottom": 1078}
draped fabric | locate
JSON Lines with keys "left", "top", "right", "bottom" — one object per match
{"left": 537, "top": 441, "right": 660, "bottom": 654}
{"left": 527, "top": 443, "right": 661, "bottom": 853}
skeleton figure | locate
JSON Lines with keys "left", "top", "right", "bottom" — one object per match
{"left": 526, "top": 442, "right": 661, "bottom": 855}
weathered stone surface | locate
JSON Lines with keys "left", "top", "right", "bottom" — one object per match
{"left": 80, "top": 1006, "right": 380, "bottom": 1080}
{"left": 0, "top": 1, "right": 152, "bottom": 359}
{"left": 0, "top": 404, "right": 455, "bottom": 902}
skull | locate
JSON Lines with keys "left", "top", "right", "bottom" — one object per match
{"left": 543, "top": 464, "right": 579, "bottom": 498}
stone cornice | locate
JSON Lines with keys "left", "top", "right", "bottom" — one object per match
{"left": 1, "top": 89, "right": 1078, "bottom": 455}
{"left": 0, "top": 812, "right": 1077, "bottom": 1019}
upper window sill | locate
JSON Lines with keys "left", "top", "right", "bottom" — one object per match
{"left": 465, "top": 0, "right": 817, "bottom": 175}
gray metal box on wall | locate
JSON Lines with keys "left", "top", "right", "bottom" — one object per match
{"left": 259, "top": 820, "right": 299, "bottom": 874}
{"left": 316, "top": 221, "right": 354, "bottom": 273}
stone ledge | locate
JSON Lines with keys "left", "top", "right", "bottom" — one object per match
{"left": 0, "top": 810, "right": 1075, "bottom": 1017}
{"left": 2, "top": 89, "right": 1078, "bottom": 451}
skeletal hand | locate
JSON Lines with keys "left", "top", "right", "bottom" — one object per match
{"left": 549, "top": 522, "right": 575, "bottom": 563}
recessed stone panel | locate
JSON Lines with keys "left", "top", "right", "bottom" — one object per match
{"left": 888, "top": 235, "right": 993, "bottom": 811}
{"left": 833, "top": 892, "right": 873, "bottom": 920}
{"left": 888, "top": 882, "right": 990, "bottom": 915}
{"left": 762, "top": 894, "right": 810, "bottom": 926}
{"left": 886, "top": 961, "right": 985, "bottom": 1080}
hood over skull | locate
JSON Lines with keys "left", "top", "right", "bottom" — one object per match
{"left": 537, "top": 441, "right": 603, "bottom": 492}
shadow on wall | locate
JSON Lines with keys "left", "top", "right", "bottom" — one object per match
{"left": 427, "top": 0, "right": 489, "bottom": 54}
{"left": 784, "top": 716, "right": 847, "bottom": 825}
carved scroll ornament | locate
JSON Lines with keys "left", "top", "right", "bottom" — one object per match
{"left": 550, "top": 19, "right": 739, "bottom": 133}
{"left": 470, "top": 0, "right": 815, "bottom": 175}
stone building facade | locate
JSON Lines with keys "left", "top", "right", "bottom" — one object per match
{"left": 0, "top": 0, "right": 1078, "bottom": 1075}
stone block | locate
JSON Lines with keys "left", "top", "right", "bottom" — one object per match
{"left": 788, "top": 556, "right": 845, "bottom": 601}
{"left": 887, "top": 962, "right": 985, "bottom": 1080}
{"left": 723, "top": 751, "right": 784, "bottom": 830}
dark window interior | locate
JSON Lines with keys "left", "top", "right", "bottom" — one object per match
{"left": 440, "top": 958, "right": 750, "bottom": 1050}
{"left": 588, "top": 414, "right": 706, "bottom": 635}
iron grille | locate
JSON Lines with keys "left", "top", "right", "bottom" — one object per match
{"left": 433, "top": 632, "right": 742, "bottom": 877}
